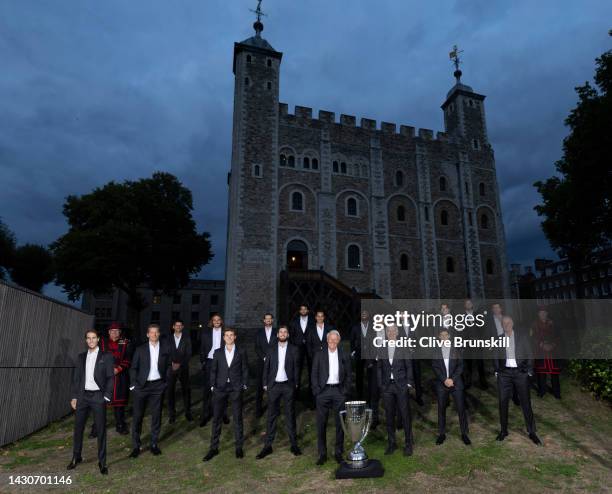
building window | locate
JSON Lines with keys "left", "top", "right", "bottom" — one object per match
{"left": 246, "top": 55, "right": 252, "bottom": 64}
{"left": 397, "top": 205, "right": 406, "bottom": 222}
{"left": 480, "top": 213, "right": 489, "bottom": 229}
{"left": 472, "top": 139, "right": 480, "bottom": 150}
{"left": 347, "top": 244, "right": 361, "bottom": 270}
{"left": 267, "top": 81, "right": 272, "bottom": 90}
{"left": 333, "top": 160, "right": 339, "bottom": 173}
{"left": 244, "top": 77, "right": 250, "bottom": 86}
{"left": 479, "top": 182, "right": 486, "bottom": 196}
{"left": 173, "top": 294, "right": 181, "bottom": 305}
{"left": 252, "top": 163, "right": 262, "bottom": 178}
{"left": 439, "top": 176, "right": 447, "bottom": 192}
{"left": 486, "top": 259, "right": 494, "bottom": 275}
{"left": 279, "top": 154, "right": 287, "bottom": 166}
{"left": 400, "top": 254, "right": 409, "bottom": 271}
{"left": 267, "top": 58, "right": 272, "bottom": 67}
{"left": 303, "top": 157, "right": 310, "bottom": 169}
{"left": 424, "top": 206, "right": 430, "bottom": 221}
{"left": 346, "top": 197, "right": 358, "bottom": 217}
{"left": 192, "top": 294, "right": 200, "bottom": 305}
{"left": 152, "top": 294, "right": 161, "bottom": 305}
{"left": 446, "top": 257, "right": 455, "bottom": 273}
{"left": 312, "top": 158, "right": 319, "bottom": 170}
{"left": 465, "top": 181, "right": 469, "bottom": 194}
{"left": 440, "top": 209, "right": 449, "bottom": 226}
{"left": 291, "top": 191, "right": 304, "bottom": 211}
{"left": 210, "top": 294, "right": 219, "bottom": 306}
{"left": 395, "top": 170, "right": 404, "bottom": 187}
{"left": 468, "top": 212, "right": 473, "bottom": 226}
{"left": 151, "top": 311, "right": 160, "bottom": 323}
{"left": 361, "top": 164, "right": 368, "bottom": 177}
{"left": 288, "top": 155, "right": 295, "bottom": 167}
{"left": 341, "top": 162, "right": 347, "bottom": 174}
{"left": 468, "top": 99, "right": 474, "bottom": 107}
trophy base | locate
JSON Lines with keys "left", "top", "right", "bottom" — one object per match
{"left": 335, "top": 459, "right": 384, "bottom": 479}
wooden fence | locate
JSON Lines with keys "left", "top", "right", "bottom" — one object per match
{"left": 0, "top": 280, "right": 93, "bottom": 446}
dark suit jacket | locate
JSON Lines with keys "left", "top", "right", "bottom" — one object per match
{"left": 493, "top": 329, "right": 533, "bottom": 374}
{"left": 431, "top": 347, "right": 464, "bottom": 389}
{"left": 307, "top": 323, "right": 334, "bottom": 358}
{"left": 255, "top": 327, "right": 278, "bottom": 363}
{"left": 71, "top": 349, "right": 115, "bottom": 401}
{"left": 199, "top": 327, "right": 223, "bottom": 365}
{"left": 129, "top": 341, "right": 172, "bottom": 388}
{"left": 350, "top": 321, "right": 377, "bottom": 361}
{"left": 377, "top": 346, "right": 414, "bottom": 388}
{"left": 311, "top": 347, "right": 352, "bottom": 397}
{"left": 164, "top": 332, "right": 192, "bottom": 367}
{"left": 289, "top": 314, "right": 315, "bottom": 347}
{"left": 263, "top": 343, "right": 299, "bottom": 389}
{"left": 210, "top": 345, "right": 249, "bottom": 391}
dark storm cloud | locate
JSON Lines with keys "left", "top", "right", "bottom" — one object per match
{"left": 1, "top": 0, "right": 610, "bottom": 301}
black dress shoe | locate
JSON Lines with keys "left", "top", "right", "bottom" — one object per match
{"left": 203, "top": 449, "right": 219, "bottom": 462}
{"left": 256, "top": 446, "right": 272, "bottom": 459}
{"left": 316, "top": 454, "right": 327, "bottom": 466}
{"left": 529, "top": 433, "right": 542, "bottom": 446}
{"left": 415, "top": 396, "right": 425, "bottom": 406}
{"left": 436, "top": 434, "right": 446, "bottom": 445}
{"left": 461, "top": 434, "right": 472, "bottom": 445}
{"left": 129, "top": 448, "right": 140, "bottom": 458}
{"left": 403, "top": 447, "right": 413, "bottom": 457}
{"left": 496, "top": 431, "right": 508, "bottom": 441}
{"left": 235, "top": 448, "right": 244, "bottom": 458}
{"left": 66, "top": 456, "right": 82, "bottom": 470}
{"left": 98, "top": 462, "right": 108, "bottom": 475}
{"left": 223, "top": 415, "right": 230, "bottom": 425}
{"left": 334, "top": 453, "right": 343, "bottom": 464}
{"left": 384, "top": 444, "right": 397, "bottom": 455}
{"left": 89, "top": 430, "right": 97, "bottom": 439}
{"left": 151, "top": 445, "right": 162, "bottom": 455}
{"left": 116, "top": 427, "right": 129, "bottom": 435}
{"left": 185, "top": 411, "right": 194, "bottom": 422}
{"left": 168, "top": 416, "right": 176, "bottom": 425}
{"left": 290, "top": 445, "right": 302, "bottom": 456}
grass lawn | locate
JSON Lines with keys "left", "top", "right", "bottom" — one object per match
{"left": 1, "top": 361, "right": 610, "bottom": 493}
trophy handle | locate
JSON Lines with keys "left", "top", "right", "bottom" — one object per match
{"left": 356, "top": 408, "right": 372, "bottom": 447}
{"left": 339, "top": 409, "right": 349, "bottom": 439}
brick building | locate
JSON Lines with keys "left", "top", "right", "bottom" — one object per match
{"left": 225, "top": 19, "right": 510, "bottom": 328}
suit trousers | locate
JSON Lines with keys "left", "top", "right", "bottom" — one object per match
{"left": 265, "top": 382, "right": 297, "bottom": 448}
{"left": 255, "top": 359, "right": 266, "bottom": 415}
{"left": 498, "top": 368, "right": 536, "bottom": 434}
{"left": 296, "top": 343, "right": 312, "bottom": 401}
{"left": 382, "top": 383, "right": 412, "bottom": 448}
{"left": 73, "top": 390, "right": 107, "bottom": 464}
{"left": 131, "top": 379, "right": 165, "bottom": 449}
{"left": 315, "top": 385, "right": 345, "bottom": 457}
{"left": 435, "top": 382, "right": 468, "bottom": 435}
{"left": 166, "top": 365, "right": 191, "bottom": 418}
{"left": 201, "top": 360, "right": 213, "bottom": 419}
{"left": 210, "top": 387, "right": 244, "bottom": 450}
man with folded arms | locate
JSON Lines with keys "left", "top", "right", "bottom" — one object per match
{"left": 68, "top": 329, "right": 114, "bottom": 475}
{"left": 256, "top": 325, "right": 302, "bottom": 459}
{"left": 311, "top": 330, "right": 351, "bottom": 466}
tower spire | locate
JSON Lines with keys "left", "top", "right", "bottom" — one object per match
{"left": 250, "top": 0, "right": 266, "bottom": 37}
{"left": 449, "top": 44, "right": 464, "bottom": 83}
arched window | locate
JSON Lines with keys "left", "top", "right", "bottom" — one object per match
{"left": 267, "top": 58, "right": 272, "bottom": 67}
{"left": 439, "top": 176, "right": 447, "bottom": 191}
{"left": 333, "top": 161, "right": 339, "bottom": 173}
{"left": 288, "top": 155, "right": 295, "bottom": 167}
{"left": 303, "top": 157, "right": 310, "bottom": 169}
{"left": 440, "top": 209, "right": 449, "bottom": 226}
{"left": 446, "top": 257, "right": 455, "bottom": 273}
{"left": 266, "top": 81, "right": 272, "bottom": 90}
{"left": 347, "top": 244, "right": 361, "bottom": 270}
{"left": 400, "top": 254, "right": 409, "bottom": 271}
{"left": 312, "top": 158, "right": 319, "bottom": 170}
{"left": 397, "top": 205, "right": 406, "bottom": 222}
{"left": 486, "top": 259, "right": 494, "bottom": 275}
{"left": 341, "top": 162, "right": 347, "bottom": 174}
{"left": 246, "top": 55, "right": 252, "bottom": 64}
{"left": 346, "top": 197, "right": 358, "bottom": 217}
{"left": 279, "top": 154, "right": 287, "bottom": 166}
{"left": 480, "top": 213, "right": 489, "bottom": 229}
{"left": 465, "top": 181, "right": 469, "bottom": 194}
{"left": 479, "top": 182, "right": 485, "bottom": 196}
{"left": 244, "top": 77, "right": 250, "bottom": 86}
{"left": 424, "top": 206, "right": 430, "bottom": 221}
{"left": 395, "top": 170, "right": 404, "bottom": 187}
{"left": 472, "top": 139, "right": 480, "bottom": 150}
{"left": 252, "top": 164, "right": 262, "bottom": 177}
{"left": 291, "top": 191, "right": 304, "bottom": 211}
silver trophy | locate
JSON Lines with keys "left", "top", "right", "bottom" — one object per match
{"left": 339, "top": 400, "right": 373, "bottom": 468}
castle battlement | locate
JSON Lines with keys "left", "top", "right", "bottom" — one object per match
{"left": 279, "top": 103, "right": 448, "bottom": 141}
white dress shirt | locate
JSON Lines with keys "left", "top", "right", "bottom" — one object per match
{"left": 208, "top": 327, "right": 223, "bottom": 359}
{"left": 275, "top": 343, "right": 288, "bottom": 382}
{"left": 361, "top": 322, "right": 368, "bottom": 338}
{"left": 327, "top": 349, "right": 340, "bottom": 384}
{"left": 300, "top": 316, "right": 308, "bottom": 332}
{"left": 147, "top": 342, "right": 161, "bottom": 381}
{"left": 174, "top": 333, "right": 182, "bottom": 349}
{"left": 317, "top": 325, "right": 325, "bottom": 341}
{"left": 387, "top": 345, "right": 395, "bottom": 379}
{"left": 265, "top": 326, "right": 273, "bottom": 344}
{"left": 85, "top": 347, "right": 100, "bottom": 391}
{"left": 225, "top": 345, "right": 235, "bottom": 368}
{"left": 505, "top": 332, "right": 518, "bottom": 368}
{"left": 441, "top": 345, "right": 451, "bottom": 378}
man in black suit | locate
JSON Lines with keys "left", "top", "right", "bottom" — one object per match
{"left": 289, "top": 304, "right": 315, "bottom": 403}
{"left": 203, "top": 327, "right": 249, "bottom": 461}
{"left": 199, "top": 314, "right": 225, "bottom": 427}
{"left": 458, "top": 299, "right": 488, "bottom": 390}
{"left": 129, "top": 324, "right": 171, "bottom": 457}
{"left": 307, "top": 310, "right": 333, "bottom": 361}
{"left": 256, "top": 325, "right": 302, "bottom": 459}
{"left": 494, "top": 316, "right": 541, "bottom": 445}
{"left": 377, "top": 325, "right": 414, "bottom": 456}
{"left": 401, "top": 322, "right": 424, "bottom": 407}
{"left": 350, "top": 310, "right": 380, "bottom": 428}
{"left": 68, "top": 329, "right": 115, "bottom": 475}
{"left": 164, "top": 318, "right": 193, "bottom": 424}
{"left": 431, "top": 327, "right": 470, "bottom": 446}
{"left": 311, "top": 330, "right": 351, "bottom": 466}
{"left": 254, "top": 313, "right": 277, "bottom": 418}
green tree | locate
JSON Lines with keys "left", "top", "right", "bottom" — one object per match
{"left": 0, "top": 218, "right": 16, "bottom": 280}
{"left": 51, "top": 172, "right": 213, "bottom": 331}
{"left": 534, "top": 31, "right": 612, "bottom": 297}
{"left": 9, "top": 244, "right": 55, "bottom": 293}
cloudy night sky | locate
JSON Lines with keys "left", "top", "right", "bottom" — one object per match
{"left": 1, "top": 0, "right": 610, "bottom": 301}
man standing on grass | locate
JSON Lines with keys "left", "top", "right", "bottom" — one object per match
{"left": 68, "top": 329, "right": 114, "bottom": 475}
{"left": 254, "top": 313, "right": 277, "bottom": 418}
{"left": 164, "top": 318, "right": 193, "bottom": 424}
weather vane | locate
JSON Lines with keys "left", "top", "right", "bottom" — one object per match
{"left": 449, "top": 44, "right": 464, "bottom": 82}
{"left": 250, "top": 0, "right": 266, "bottom": 23}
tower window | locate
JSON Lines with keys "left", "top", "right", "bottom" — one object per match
{"left": 472, "top": 139, "right": 480, "bottom": 150}
{"left": 486, "top": 259, "right": 494, "bottom": 275}
{"left": 440, "top": 209, "right": 449, "bottom": 226}
{"left": 267, "top": 81, "right": 272, "bottom": 90}
{"left": 479, "top": 182, "right": 486, "bottom": 196}
{"left": 480, "top": 213, "right": 489, "bottom": 229}
{"left": 252, "top": 163, "right": 262, "bottom": 178}
{"left": 468, "top": 212, "right": 473, "bottom": 226}
{"left": 424, "top": 206, "right": 430, "bottom": 221}
{"left": 439, "top": 176, "right": 447, "bottom": 192}
{"left": 244, "top": 77, "right": 250, "bottom": 86}
{"left": 341, "top": 162, "right": 347, "bottom": 174}
{"left": 395, "top": 170, "right": 404, "bottom": 187}
{"left": 246, "top": 55, "right": 252, "bottom": 64}
{"left": 465, "top": 181, "right": 469, "bottom": 194}
{"left": 288, "top": 155, "right": 295, "bottom": 167}
{"left": 290, "top": 191, "right": 304, "bottom": 212}
{"left": 468, "top": 99, "right": 474, "bottom": 107}
{"left": 347, "top": 244, "right": 361, "bottom": 270}
{"left": 267, "top": 58, "right": 272, "bottom": 67}
{"left": 400, "top": 254, "right": 409, "bottom": 271}
{"left": 279, "top": 154, "right": 287, "bottom": 166}
{"left": 346, "top": 197, "right": 358, "bottom": 217}
{"left": 312, "top": 158, "right": 319, "bottom": 170}
{"left": 446, "top": 257, "right": 455, "bottom": 273}
{"left": 333, "top": 161, "right": 339, "bottom": 173}
{"left": 397, "top": 205, "right": 406, "bottom": 222}
{"left": 303, "top": 157, "right": 310, "bottom": 169}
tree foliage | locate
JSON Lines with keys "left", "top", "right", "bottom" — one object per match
{"left": 0, "top": 218, "right": 16, "bottom": 280}
{"left": 9, "top": 244, "right": 55, "bottom": 293}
